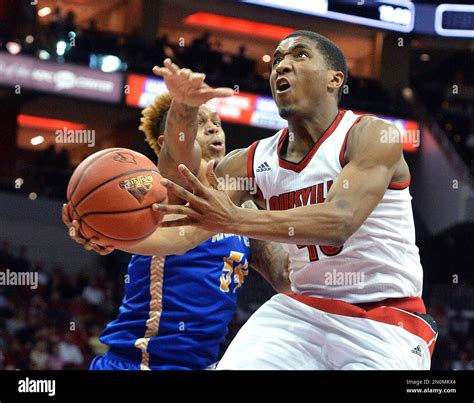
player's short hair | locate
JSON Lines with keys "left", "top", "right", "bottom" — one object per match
{"left": 138, "top": 92, "right": 172, "bottom": 156}
{"left": 283, "top": 30, "right": 347, "bottom": 102}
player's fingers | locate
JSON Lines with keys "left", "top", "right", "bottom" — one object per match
{"left": 159, "top": 177, "right": 203, "bottom": 205}
{"left": 62, "top": 204, "right": 72, "bottom": 227}
{"left": 177, "top": 164, "right": 208, "bottom": 195}
{"left": 200, "top": 87, "right": 234, "bottom": 99}
{"left": 189, "top": 72, "right": 206, "bottom": 87}
{"left": 164, "top": 58, "right": 179, "bottom": 73}
{"left": 69, "top": 220, "right": 89, "bottom": 245}
{"left": 178, "top": 68, "right": 192, "bottom": 79}
{"left": 160, "top": 217, "right": 196, "bottom": 228}
{"left": 88, "top": 239, "right": 113, "bottom": 255}
{"left": 152, "top": 203, "right": 200, "bottom": 219}
{"left": 205, "top": 160, "right": 219, "bottom": 189}
{"left": 152, "top": 66, "right": 172, "bottom": 77}
{"left": 83, "top": 241, "right": 94, "bottom": 251}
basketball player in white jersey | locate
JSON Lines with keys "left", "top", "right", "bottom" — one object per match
{"left": 153, "top": 30, "right": 438, "bottom": 369}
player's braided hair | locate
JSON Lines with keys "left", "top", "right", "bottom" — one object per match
{"left": 138, "top": 92, "right": 172, "bottom": 156}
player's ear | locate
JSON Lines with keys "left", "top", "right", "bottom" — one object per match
{"left": 157, "top": 135, "right": 165, "bottom": 148}
{"left": 327, "top": 70, "right": 344, "bottom": 94}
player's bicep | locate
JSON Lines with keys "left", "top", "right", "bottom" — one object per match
{"left": 326, "top": 162, "right": 391, "bottom": 232}
{"left": 326, "top": 119, "right": 401, "bottom": 235}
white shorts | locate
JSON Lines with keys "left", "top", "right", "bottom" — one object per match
{"left": 217, "top": 294, "right": 437, "bottom": 370}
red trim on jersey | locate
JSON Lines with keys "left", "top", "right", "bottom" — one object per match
{"left": 287, "top": 294, "right": 437, "bottom": 356}
{"left": 338, "top": 114, "right": 377, "bottom": 168}
{"left": 388, "top": 176, "right": 411, "bottom": 190}
{"left": 247, "top": 141, "right": 258, "bottom": 179}
{"left": 277, "top": 109, "right": 347, "bottom": 173}
{"left": 247, "top": 141, "right": 264, "bottom": 200}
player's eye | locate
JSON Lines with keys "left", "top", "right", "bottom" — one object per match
{"left": 296, "top": 50, "right": 309, "bottom": 59}
{"left": 272, "top": 57, "right": 281, "bottom": 67}
{"left": 214, "top": 121, "right": 221, "bottom": 127}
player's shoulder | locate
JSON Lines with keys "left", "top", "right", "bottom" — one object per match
{"left": 349, "top": 114, "right": 401, "bottom": 147}
{"left": 215, "top": 147, "right": 249, "bottom": 177}
{"left": 351, "top": 114, "right": 398, "bottom": 138}
{"left": 347, "top": 115, "right": 403, "bottom": 163}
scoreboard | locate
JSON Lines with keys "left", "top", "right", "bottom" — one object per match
{"left": 240, "top": 0, "right": 474, "bottom": 37}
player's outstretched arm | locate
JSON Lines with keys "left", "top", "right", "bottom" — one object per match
{"left": 152, "top": 59, "right": 233, "bottom": 190}
{"left": 155, "top": 118, "right": 403, "bottom": 246}
{"left": 62, "top": 203, "right": 214, "bottom": 256}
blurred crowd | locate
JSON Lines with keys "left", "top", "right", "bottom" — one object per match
{"left": 1, "top": 6, "right": 403, "bottom": 114}
{"left": 411, "top": 50, "right": 474, "bottom": 174}
{"left": 0, "top": 239, "right": 473, "bottom": 370}
{"left": 0, "top": 4, "right": 472, "bottom": 174}
{"left": 0, "top": 240, "right": 124, "bottom": 369}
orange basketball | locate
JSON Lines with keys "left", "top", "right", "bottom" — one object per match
{"left": 66, "top": 148, "right": 167, "bottom": 249}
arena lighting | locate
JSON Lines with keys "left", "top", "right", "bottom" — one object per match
{"left": 56, "top": 41, "right": 67, "bottom": 56}
{"left": 18, "top": 115, "right": 87, "bottom": 131}
{"left": 100, "top": 55, "right": 122, "bottom": 73}
{"left": 6, "top": 42, "right": 21, "bottom": 55}
{"left": 262, "top": 54, "right": 271, "bottom": 62}
{"left": 37, "top": 7, "right": 51, "bottom": 17}
{"left": 30, "top": 136, "right": 44, "bottom": 146}
{"left": 183, "top": 12, "right": 295, "bottom": 40}
{"left": 38, "top": 50, "right": 51, "bottom": 60}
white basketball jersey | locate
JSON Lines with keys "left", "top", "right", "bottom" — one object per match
{"left": 248, "top": 109, "right": 423, "bottom": 304}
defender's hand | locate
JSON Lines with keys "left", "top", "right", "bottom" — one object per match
{"left": 152, "top": 59, "right": 234, "bottom": 106}
{"left": 62, "top": 204, "right": 114, "bottom": 255}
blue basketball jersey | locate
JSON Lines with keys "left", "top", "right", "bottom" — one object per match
{"left": 96, "top": 233, "right": 251, "bottom": 370}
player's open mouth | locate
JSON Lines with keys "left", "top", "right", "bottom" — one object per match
{"left": 276, "top": 77, "right": 291, "bottom": 94}
{"left": 210, "top": 140, "right": 224, "bottom": 151}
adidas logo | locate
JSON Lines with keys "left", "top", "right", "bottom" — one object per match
{"left": 411, "top": 345, "right": 422, "bottom": 357}
{"left": 256, "top": 162, "right": 271, "bottom": 172}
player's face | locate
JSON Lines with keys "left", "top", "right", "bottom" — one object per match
{"left": 270, "top": 36, "right": 330, "bottom": 119}
{"left": 196, "top": 106, "right": 226, "bottom": 162}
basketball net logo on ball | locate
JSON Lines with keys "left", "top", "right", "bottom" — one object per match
{"left": 119, "top": 174, "right": 153, "bottom": 204}
{"left": 113, "top": 152, "right": 138, "bottom": 165}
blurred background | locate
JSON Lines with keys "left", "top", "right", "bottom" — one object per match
{"left": 0, "top": 0, "right": 472, "bottom": 370}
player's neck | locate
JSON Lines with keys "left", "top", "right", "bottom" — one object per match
{"left": 287, "top": 105, "right": 339, "bottom": 146}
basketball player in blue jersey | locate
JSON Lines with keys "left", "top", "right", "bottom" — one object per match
{"left": 62, "top": 66, "right": 290, "bottom": 370}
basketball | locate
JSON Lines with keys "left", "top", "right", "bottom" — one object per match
{"left": 66, "top": 148, "right": 167, "bottom": 248}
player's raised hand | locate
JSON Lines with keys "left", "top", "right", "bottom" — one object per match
{"left": 152, "top": 161, "right": 239, "bottom": 232}
{"left": 62, "top": 204, "right": 114, "bottom": 256}
{"left": 152, "top": 58, "right": 234, "bottom": 106}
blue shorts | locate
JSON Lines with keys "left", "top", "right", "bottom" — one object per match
{"left": 89, "top": 352, "right": 217, "bottom": 370}
{"left": 89, "top": 354, "right": 141, "bottom": 371}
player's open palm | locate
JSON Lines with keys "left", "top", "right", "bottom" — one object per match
{"left": 152, "top": 58, "right": 234, "bottom": 106}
